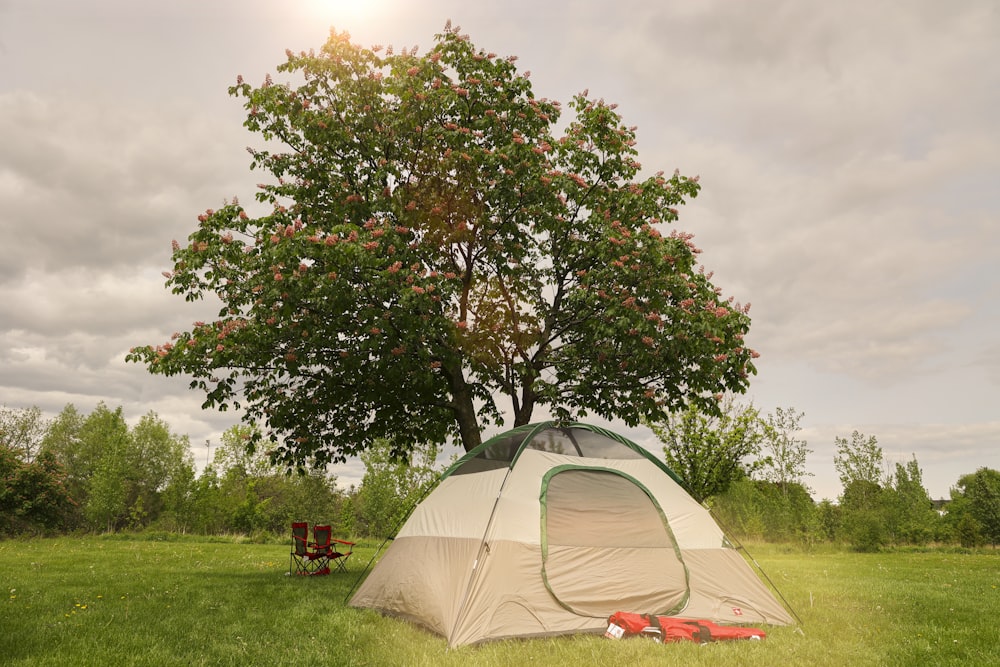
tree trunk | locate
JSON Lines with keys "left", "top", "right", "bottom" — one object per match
{"left": 445, "top": 363, "right": 482, "bottom": 452}
{"left": 512, "top": 373, "right": 537, "bottom": 427}
{"left": 512, "top": 393, "right": 535, "bottom": 427}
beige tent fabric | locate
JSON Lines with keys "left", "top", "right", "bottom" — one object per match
{"left": 397, "top": 465, "right": 506, "bottom": 540}
{"left": 349, "top": 424, "right": 795, "bottom": 646}
{"left": 678, "top": 549, "right": 795, "bottom": 625}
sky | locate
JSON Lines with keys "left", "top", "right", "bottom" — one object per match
{"left": 1, "top": 0, "right": 997, "bottom": 501}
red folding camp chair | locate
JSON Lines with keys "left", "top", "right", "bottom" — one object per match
{"left": 308, "top": 525, "right": 333, "bottom": 576}
{"left": 289, "top": 521, "right": 311, "bottom": 575}
{"left": 329, "top": 538, "right": 356, "bottom": 573}
{"left": 290, "top": 522, "right": 333, "bottom": 575}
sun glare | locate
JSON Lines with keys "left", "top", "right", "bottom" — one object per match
{"left": 306, "top": 0, "right": 386, "bottom": 25}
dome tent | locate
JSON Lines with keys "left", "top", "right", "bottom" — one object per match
{"left": 349, "top": 422, "right": 794, "bottom": 646}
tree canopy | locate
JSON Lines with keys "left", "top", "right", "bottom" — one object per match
{"left": 128, "top": 24, "right": 758, "bottom": 468}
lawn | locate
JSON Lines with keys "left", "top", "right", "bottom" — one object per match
{"left": 1, "top": 536, "right": 997, "bottom": 666}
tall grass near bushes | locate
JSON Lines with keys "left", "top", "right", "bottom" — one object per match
{"left": 1, "top": 537, "right": 997, "bottom": 666}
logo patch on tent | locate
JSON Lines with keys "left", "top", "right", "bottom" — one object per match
{"left": 731, "top": 607, "right": 743, "bottom": 616}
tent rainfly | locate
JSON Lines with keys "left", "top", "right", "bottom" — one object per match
{"left": 349, "top": 422, "right": 795, "bottom": 646}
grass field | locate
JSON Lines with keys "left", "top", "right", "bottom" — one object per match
{"left": 1, "top": 536, "right": 998, "bottom": 666}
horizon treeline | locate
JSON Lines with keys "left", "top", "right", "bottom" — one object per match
{"left": 2, "top": 403, "right": 998, "bottom": 551}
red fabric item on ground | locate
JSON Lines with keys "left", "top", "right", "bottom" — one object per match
{"left": 606, "top": 611, "right": 766, "bottom": 643}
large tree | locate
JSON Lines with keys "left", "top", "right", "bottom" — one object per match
{"left": 128, "top": 25, "right": 757, "bottom": 468}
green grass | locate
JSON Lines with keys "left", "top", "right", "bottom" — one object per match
{"left": 1, "top": 537, "right": 998, "bottom": 666}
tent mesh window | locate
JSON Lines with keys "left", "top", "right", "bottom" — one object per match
{"left": 525, "top": 428, "right": 647, "bottom": 459}
{"left": 541, "top": 468, "right": 689, "bottom": 617}
{"left": 470, "top": 425, "right": 647, "bottom": 464}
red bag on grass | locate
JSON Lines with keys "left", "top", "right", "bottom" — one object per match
{"left": 605, "top": 611, "right": 765, "bottom": 643}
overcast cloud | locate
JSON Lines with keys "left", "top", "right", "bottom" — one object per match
{"left": 1, "top": 0, "right": 997, "bottom": 499}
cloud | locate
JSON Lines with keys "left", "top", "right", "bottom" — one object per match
{"left": 0, "top": 92, "right": 251, "bottom": 279}
{"left": 577, "top": 0, "right": 1000, "bottom": 392}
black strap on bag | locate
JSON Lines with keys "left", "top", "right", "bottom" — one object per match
{"left": 683, "top": 620, "right": 714, "bottom": 643}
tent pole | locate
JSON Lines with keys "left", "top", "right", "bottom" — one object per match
{"left": 446, "top": 464, "right": 517, "bottom": 646}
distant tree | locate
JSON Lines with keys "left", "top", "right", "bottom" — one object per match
{"left": 40, "top": 404, "right": 88, "bottom": 521}
{"left": 841, "top": 505, "right": 886, "bottom": 552}
{"left": 213, "top": 424, "right": 342, "bottom": 534}
{"left": 123, "top": 413, "right": 194, "bottom": 529}
{"left": 647, "top": 397, "right": 764, "bottom": 502}
{"left": 212, "top": 424, "right": 276, "bottom": 479}
{"left": 41, "top": 404, "right": 195, "bottom": 532}
{"left": 157, "top": 459, "right": 197, "bottom": 533}
{"left": 705, "top": 478, "right": 765, "bottom": 540}
{"left": 949, "top": 468, "right": 1000, "bottom": 548}
{"left": 758, "top": 407, "right": 812, "bottom": 495}
{"left": 80, "top": 404, "right": 132, "bottom": 531}
{"left": 187, "top": 466, "right": 227, "bottom": 535}
{"left": 0, "top": 405, "right": 48, "bottom": 463}
{"left": 954, "top": 512, "right": 983, "bottom": 548}
{"left": 128, "top": 24, "right": 758, "bottom": 469}
{"left": 884, "top": 455, "right": 937, "bottom": 545}
{"left": 833, "top": 430, "right": 889, "bottom": 551}
{"left": 0, "top": 446, "right": 74, "bottom": 534}
{"left": 337, "top": 485, "right": 360, "bottom": 538}
{"left": 709, "top": 478, "right": 815, "bottom": 544}
{"left": 0, "top": 444, "right": 16, "bottom": 528}
{"left": 86, "top": 441, "right": 129, "bottom": 532}
{"left": 358, "top": 439, "right": 442, "bottom": 538}
{"left": 834, "top": 430, "right": 885, "bottom": 497}
{"left": 815, "top": 499, "right": 840, "bottom": 541}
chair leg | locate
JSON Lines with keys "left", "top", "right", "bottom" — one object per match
{"left": 332, "top": 554, "right": 350, "bottom": 573}
{"left": 291, "top": 554, "right": 309, "bottom": 576}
